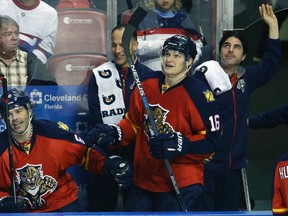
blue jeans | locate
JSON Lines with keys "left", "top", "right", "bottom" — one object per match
{"left": 124, "top": 184, "right": 203, "bottom": 211}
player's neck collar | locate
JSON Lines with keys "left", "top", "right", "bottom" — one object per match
{"left": 13, "top": 0, "right": 40, "bottom": 10}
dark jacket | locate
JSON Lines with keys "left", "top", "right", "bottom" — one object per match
{"left": 193, "top": 38, "right": 281, "bottom": 171}
{"left": 249, "top": 104, "right": 288, "bottom": 129}
{"left": 21, "top": 47, "right": 57, "bottom": 86}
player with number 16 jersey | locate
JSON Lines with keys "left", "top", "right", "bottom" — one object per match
{"left": 87, "top": 35, "right": 222, "bottom": 211}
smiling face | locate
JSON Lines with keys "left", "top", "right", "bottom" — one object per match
{"left": 111, "top": 28, "right": 138, "bottom": 68}
{"left": 9, "top": 106, "right": 30, "bottom": 135}
{"left": 219, "top": 36, "right": 246, "bottom": 69}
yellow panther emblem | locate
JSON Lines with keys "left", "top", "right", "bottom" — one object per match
{"left": 57, "top": 121, "right": 70, "bottom": 132}
{"left": 203, "top": 90, "right": 215, "bottom": 102}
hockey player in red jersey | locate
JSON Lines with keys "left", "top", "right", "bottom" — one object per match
{"left": 0, "top": 88, "right": 133, "bottom": 212}
{"left": 85, "top": 35, "right": 222, "bottom": 211}
{"left": 272, "top": 155, "right": 288, "bottom": 216}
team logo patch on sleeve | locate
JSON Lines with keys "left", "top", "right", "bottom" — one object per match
{"left": 203, "top": 90, "right": 215, "bottom": 102}
{"left": 57, "top": 121, "right": 70, "bottom": 132}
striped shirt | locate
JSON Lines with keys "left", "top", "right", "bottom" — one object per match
{"left": 0, "top": 48, "right": 28, "bottom": 86}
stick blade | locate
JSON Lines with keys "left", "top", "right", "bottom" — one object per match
{"left": 122, "top": 7, "right": 147, "bottom": 61}
{"left": 126, "top": 7, "right": 147, "bottom": 28}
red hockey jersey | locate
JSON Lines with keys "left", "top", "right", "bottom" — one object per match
{"left": 272, "top": 153, "right": 288, "bottom": 215}
{"left": 0, "top": 119, "right": 106, "bottom": 212}
{"left": 118, "top": 74, "right": 221, "bottom": 193}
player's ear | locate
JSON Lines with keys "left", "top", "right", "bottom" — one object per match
{"left": 241, "top": 54, "right": 246, "bottom": 62}
{"left": 187, "top": 57, "right": 193, "bottom": 67}
{"left": 131, "top": 39, "right": 138, "bottom": 51}
{"left": 28, "top": 110, "right": 33, "bottom": 121}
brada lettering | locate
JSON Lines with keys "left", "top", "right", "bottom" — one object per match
{"left": 102, "top": 108, "right": 126, "bottom": 118}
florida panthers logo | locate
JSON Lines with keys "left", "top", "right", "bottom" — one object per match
{"left": 144, "top": 104, "right": 174, "bottom": 137}
{"left": 16, "top": 164, "right": 57, "bottom": 209}
{"left": 203, "top": 90, "right": 215, "bottom": 102}
{"left": 237, "top": 79, "right": 246, "bottom": 93}
{"left": 98, "top": 69, "right": 112, "bottom": 78}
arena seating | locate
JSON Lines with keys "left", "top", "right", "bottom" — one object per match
{"left": 47, "top": 52, "right": 107, "bottom": 85}
{"left": 120, "top": 8, "right": 135, "bottom": 24}
{"left": 54, "top": 8, "right": 107, "bottom": 55}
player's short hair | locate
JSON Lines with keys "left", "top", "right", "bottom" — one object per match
{"left": 111, "top": 24, "right": 137, "bottom": 41}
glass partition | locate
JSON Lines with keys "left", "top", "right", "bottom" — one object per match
{"left": 1, "top": 0, "right": 287, "bottom": 211}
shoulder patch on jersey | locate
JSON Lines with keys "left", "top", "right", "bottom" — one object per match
{"left": 203, "top": 90, "right": 215, "bottom": 102}
{"left": 57, "top": 121, "right": 70, "bottom": 132}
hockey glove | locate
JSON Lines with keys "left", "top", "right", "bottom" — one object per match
{"left": 0, "top": 196, "right": 27, "bottom": 213}
{"left": 104, "top": 155, "right": 133, "bottom": 188}
{"left": 86, "top": 124, "right": 122, "bottom": 148}
{"left": 148, "top": 132, "right": 190, "bottom": 159}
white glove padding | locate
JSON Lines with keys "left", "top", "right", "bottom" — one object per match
{"left": 148, "top": 132, "right": 190, "bottom": 159}
{"left": 194, "top": 60, "right": 232, "bottom": 95}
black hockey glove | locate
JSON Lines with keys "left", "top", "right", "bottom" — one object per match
{"left": 86, "top": 124, "right": 122, "bottom": 148}
{"left": 104, "top": 155, "right": 133, "bottom": 188}
{"left": 0, "top": 196, "right": 27, "bottom": 213}
{"left": 148, "top": 132, "right": 190, "bottom": 159}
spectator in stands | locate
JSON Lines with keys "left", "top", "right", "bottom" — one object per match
{"left": 0, "top": 0, "right": 58, "bottom": 64}
{"left": 87, "top": 24, "right": 155, "bottom": 211}
{"left": 0, "top": 15, "right": 56, "bottom": 86}
{"left": 136, "top": 0, "right": 204, "bottom": 71}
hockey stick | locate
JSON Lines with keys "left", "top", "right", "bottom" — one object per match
{"left": 0, "top": 75, "right": 17, "bottom": 204}
{"left": 122, "top": 7, "right": 188, "bottom": 212}
{"left": 241, "top": 167, "right": 251, "bottom": 211}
